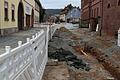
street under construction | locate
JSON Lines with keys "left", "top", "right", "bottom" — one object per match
{"left": 42, "top": 26, "right": 120, "bottom": 80}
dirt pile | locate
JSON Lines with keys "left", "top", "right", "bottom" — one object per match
{"left": 53, "top": 27, "right": 74, "bottom": 39}
{"left": 59, "top": 27, "right": 72, "bottom": 32}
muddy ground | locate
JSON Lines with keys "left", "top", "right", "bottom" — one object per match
{"left": 42, "top": 27, "right": 118, "bottom": 80}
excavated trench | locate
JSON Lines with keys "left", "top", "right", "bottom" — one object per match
{"left": 46, "top": 27, "right": 119, "bottom": 80}
{"left": 79, "top": 45, "right": 120, "bottom": 80}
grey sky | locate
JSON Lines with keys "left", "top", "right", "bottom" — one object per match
{"left": 40, "top": 0, "right": 81, "bottom": 9}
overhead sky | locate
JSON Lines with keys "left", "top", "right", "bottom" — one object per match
{"left": 40, "top": 0, "right": 81, "bottom": 9}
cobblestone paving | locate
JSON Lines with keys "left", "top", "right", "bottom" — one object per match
{"left": 0, "top": 27, "right": 43, "bottom": 54}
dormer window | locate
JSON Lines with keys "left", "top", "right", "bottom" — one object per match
{"left": 107, "top": 3, "right": 111, "bottom": 8}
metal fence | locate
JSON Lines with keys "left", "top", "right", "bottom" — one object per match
{"left": 0, "top": 24, "right": 59, "bottom": 80}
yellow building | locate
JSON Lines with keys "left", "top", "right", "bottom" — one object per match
{"left": 0, "top": 0, "right": 42, "bottom": 36}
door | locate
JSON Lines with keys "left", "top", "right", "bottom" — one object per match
{"left": 31, "top": 9, "right": 34, "bottom": 28}
{"left": 18, "top": 2, "right": 24, "bottom": 30}
{"left": 26, "top": 14, "right": 30, "bottom": 29}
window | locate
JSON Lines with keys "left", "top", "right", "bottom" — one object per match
{"left": 4, "top": 1, "right": 9, "bottom": 21}
{"left": 91, "top": 9, "right": 93, "bottom": 17}
{"left": 93, "top": 9, "right": 95, "bottom": 17}
{"left": 11, "top": 4, "right": 15, "bottom": 21}
{"left": 92, "top": 9, "right": 94, "bottom": 17}
{"left": 94, "top": 9, "right": 96, "bottom": 17}
{"left": 97, "top": 8, "right": 99, "bottom": 17}
{"left": 118, "top": 0, "right": 120, "bottom": 6}
{"left": 107, "top": 3, "right": 111, "bottom": 8}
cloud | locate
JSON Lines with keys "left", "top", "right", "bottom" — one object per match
{"left": 40, "top": 0, "right": 81, "bottom": 9}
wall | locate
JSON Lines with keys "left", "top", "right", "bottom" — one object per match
{"left": 34, "top": 2, "right": 40, "bottom": 24}
{"left": 0, "top": 0, "right": 38, "bottom": 35}
{"left": 81, "top": 0, "right": 102, "bottom": 20}
{"left": 23, "top": 0, "right": 35, "bottom": 27}
{"left": 81, "top": 0, "right": 90, "bottom": 20}
{"left": 91, "top": 0, "right": 102, "bottom": 18}
{"left": 66, "top": 8, "right": 80, "bottom": 19}
{"left": 60, "top": 14, "right": 66, "bottom": 21}
{"left": 0, "top": 1, "right": 2, "bottom": 29}
{"left": 81, "top": 0, "right": 120, "bottom": 38}
{"left": 0, "top": 0, "right": 19, "bottom": 29}
{"left": 102, "top": 0, "right": 120, "bottom": 38}
{"left": 81, "top": 6, "right": 89, "bottom": 20}
{"left": 34, "top": 10, "right": 39, "bottom": 23}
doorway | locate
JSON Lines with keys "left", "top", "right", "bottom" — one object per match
{"left": 18, "top": 2, "right": 24, "bottom": 30}
{"left": 26, "top": 14, "right": 30, "bottom": 29}
{"left": 31, "top": 9, "right": 34, "bottom": 28}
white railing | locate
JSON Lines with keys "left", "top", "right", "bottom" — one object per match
{"left": 49, "top": 24, "right": 61, "bottom": 40}
{"left": 40, "top": 23, "right": 61, "bottom": 40}
{"left": 118, "top": 28, "right": 120, "bottom": 47}
{"left": 0, "top": 24, "right": 58, "bottom": 80}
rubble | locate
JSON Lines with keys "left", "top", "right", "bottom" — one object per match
{"left": 49, "top": 48, "right": 91, "bottom": 71}
{"left": 70, "top": 28, "right": 120, "bottom": 80}
{"left": 43, "top": 27, "right": 115, "bottom": 80}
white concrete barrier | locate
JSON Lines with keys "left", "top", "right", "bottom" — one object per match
{"left": 96, "top": 24, "right": 99, "bottom": 32}
{"left": 118, "top": 28, "right": 120, "bottom": 47}
{"left": 0, "top": 24, "right": 59, "bottom": 80}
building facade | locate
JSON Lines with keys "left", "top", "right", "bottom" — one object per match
{"left": 102, "top": 0, "right": 120, "bottom": 38}
{"left": 59, "top": 4, "right": 74, "bottom": 22}
{"left": 81, "top": 0, "right": 90, "bottom": 21}
{"left": 34, "top": 0, "right": 42, "bottom": 24}
{"left": 81, "top": 0, "right": 102, "bottom": 31}
{"left": 0, "top": 0, "right": 42, "bottom": 36}
{"left": 66, "top": 7, "right": 81, "bottom": 23}
{"left": 59, "top": 14, "right": 66, "bottom": 22}
{"left": 81, "top": 0, "right": 120, "bottom": 38}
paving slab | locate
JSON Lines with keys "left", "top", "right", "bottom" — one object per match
{"left": 0, "top": 27, "right": 43, "bottom": 54}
